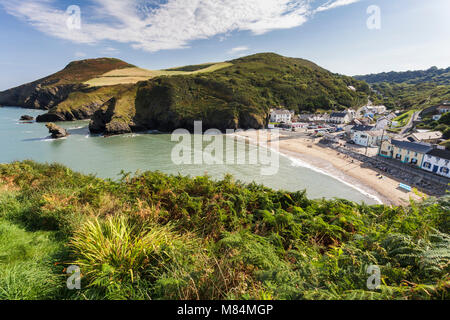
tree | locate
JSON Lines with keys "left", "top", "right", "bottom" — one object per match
{"left": 438, "top": 112, "right": 450, "bottom": 126}
{"left": 443, "top": 127, "right": 450, "bottom": 140}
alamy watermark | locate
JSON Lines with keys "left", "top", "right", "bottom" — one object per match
{"left": 367, "top": 5, "right": 381, "bottom": 30}
{"left": 171, "top": 121, "right": 280, "bottom": 176}
{"left": 66, "top": 5, "right": 82, "bottom": 30}
{"left": 66, "top": 265, "right": 81, "bottom": 290}
{"left": 366, "top": 265, "right": 381, "bottom": 290}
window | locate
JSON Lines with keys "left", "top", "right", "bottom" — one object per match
{"left": 396, "top": 154, "right": 402, "bottom": 160}
{"left": 411, "top": 159, "right": 418, "bottom": 165}
{"left": 442, "top": 168, "right": 449, "bottom": 175}
{"left": 423, "top": 162, "right": 432, "bottom": 169}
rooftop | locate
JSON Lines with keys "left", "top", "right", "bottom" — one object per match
{"left": 352, "top": 125, "right": 374, "bottom": 131}
{"left": 271, "top": 109, "right": 292, "bottom": 115}
{"left": 427, "top": 148, "right": 450, "bottom": 161}
{"left": 409, "top": 131, "right": 443, "bottom": 141}
{"left": 391, "top": 139, "right": 433, "bottom": 154}
{"left": 330, "top": 112, "right": 348, "bottom": 118}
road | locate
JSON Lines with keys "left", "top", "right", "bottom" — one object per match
{"left": 399, "top": 111, "right": 420, "bottom": 135}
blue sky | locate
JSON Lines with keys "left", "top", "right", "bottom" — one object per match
{"left": 0, "top": 0, "right": 449, "bottom": 90}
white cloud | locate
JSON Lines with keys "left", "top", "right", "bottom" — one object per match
{"left": 1, "top": 0, "right": 361, "bottom": 52}
{"left": 228, "top": 46, "right": 249, "bottom": 54}
{"left": 315, "top": 0, "right": 360, "bottom": 13}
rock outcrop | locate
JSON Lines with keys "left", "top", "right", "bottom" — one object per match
{"left": 20, "top": 115, "right": 34, "bottom": 121}
{"left": 46, "top": 123, "right": 69, "bottom": 139}
{"left": 0, "top": 81, "right": 83, "bottom": 110}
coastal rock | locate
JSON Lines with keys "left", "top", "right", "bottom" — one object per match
{"left": 36, "top": 112, "right": 66, "bottom": 122}
{"left": 20, "top": 115, "right": 34, "bottom": 121}
{"left": 46, "top": 123, "right": 69, "bottom": 139}
{"left": 89, "top": 96, "right": 133, "bottom": 136}
{"left": 0, "top": 82, "right": 82, "bottom": 110}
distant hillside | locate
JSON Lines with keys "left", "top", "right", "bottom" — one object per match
{"left": 355, "top": 66, "right": 450, "bottom": 85}
{"left": 1, "top": 53, "right": 371, "bottom": 135}
{"left": 356, "top": 66, "right": 450, "bottom": 110}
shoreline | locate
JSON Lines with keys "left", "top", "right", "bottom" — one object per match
{"left": 233, "top": 130, "right": 424, "bottom": 206}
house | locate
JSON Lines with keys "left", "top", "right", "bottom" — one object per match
{"left": 437, "top": 101, "right": 450, "bottom": 114}
{"left": 353, "top": 130, "right": 387, "bottom": 147}
{"left": 270, "top": 109, "right": 293, "bottom": 123}
{"left": 329, "top": 111, "right": 354, "bottom": 124}
{"left": 375, "top": 117, "right": 391, "bottom": 130}
{"left": 379, "top": 139, "right": 433, "bottom": 167}
{"left": 362, "top": 105, "right": 387, "bottom": 117}
{"left": 421, "top": 148, "right": 450, "bottom": 178}
{"left": 407, "top": 131, "right": 443, "bottom": 144}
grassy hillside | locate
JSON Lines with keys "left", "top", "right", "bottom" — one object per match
{"left": 43, "top": 58, "right": 136, "bottom": 86}
{"left": 92, "top": 53, "right": 371, "bottom": 134}
{"left": 85, "top": 63, "right": 233, "bottom": 87}
{"left": 0, "top": 161, "right": 448, "bottom": 300}
{"left": 356, "top": 66, "right": 450, "bottom": 111}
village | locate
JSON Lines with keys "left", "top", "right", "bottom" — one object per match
{"left": 268, "top": 101, "right": 450, "bottom": 198}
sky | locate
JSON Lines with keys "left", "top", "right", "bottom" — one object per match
{"left": 0, "top": 0, "right": 449, "bottom": 90}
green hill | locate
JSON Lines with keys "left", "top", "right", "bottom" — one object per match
{"left": 355, "top": 66, "right": 450, "bottom": 85}
{"left": 355, "top": 66, "right": 450, "bottom": 111}
{"left": 1, "top": 53, "right": 371, "bottom": 135}
{"left": 90, "top": 53, "right": 371, "bottom": 135}
{"left": 0, "top": 161, "right": 448, "bottom": 300}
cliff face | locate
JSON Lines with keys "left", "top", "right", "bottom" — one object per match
{"left": 0, "top": 58, "right": 134, "bottom": 110}
{"left": 0, "top": 81, "right": 83, "bottom": 110}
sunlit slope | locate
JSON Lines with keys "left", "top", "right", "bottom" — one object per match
{"left": 84, "top": 62, "right": 233, "bottom": 86}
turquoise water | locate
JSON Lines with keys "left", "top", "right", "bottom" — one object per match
{"left": 0, "top": 107, "right": 377, "bottom": 204}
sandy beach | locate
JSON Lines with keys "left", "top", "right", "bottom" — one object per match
{"left": 235, "top": 130, "right": 424, "bottom": 206}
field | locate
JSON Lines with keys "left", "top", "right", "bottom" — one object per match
{"left": 84, "top": 63, "right": 233, "bottom": 87}
{"left": 0, "top": 161, "right": 448, "bottom": 300}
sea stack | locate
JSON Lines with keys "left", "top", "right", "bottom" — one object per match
{"left": 20, "top": 115, "right": 34, "bottom": 121}
{"left": 46, "top": 123, "right": 68, "bottom": 139}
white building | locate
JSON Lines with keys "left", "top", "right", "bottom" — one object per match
{"left": 437, "top": 102, "right": 450, "bottom": 114}
{"left": 375, "top": 117, "right": 391, "bottom": 130}
{"left": 433, "top": 114, "right": 442, "bottom": 121}
{"left": 421, "top": 148, "right": 450, "bottom": 178}
{"left": 362, "top": 105, "right": 387, "bottom": 116}
{"left": 329, "top": 112, "right": 353, "bottom": 124}
{"left": 407, "top": 131, "right": 443, "bottom": 144}
{"left": 353, "top": 130, "right": 386, "bottom": 147}
{"left": 270, "top": 109, "right": 293, "bottom": 123}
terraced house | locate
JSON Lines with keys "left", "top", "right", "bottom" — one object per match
{"left": 421, "top": 148, "right": 450, "bottom": 178}
{"left": 379, "top": 139, "right": 433, "bottom": 167}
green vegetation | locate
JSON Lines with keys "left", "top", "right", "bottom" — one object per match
{"left": 392, "top": 110, "right": 416, "bottom": 128}
{"left": 128, "top": 53, "right": 370, "bottom": 133}
{"left": 357, "top": 66, "right": 450, "bottom": 111}
{"left": 0, "top": 161, "right": 449, "bottom": 300}
{"left": 356, "top": 66, "right": 450, "bottom": 85}
{"left": 416, "top": 113, "right": 450, "bottom": 144}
